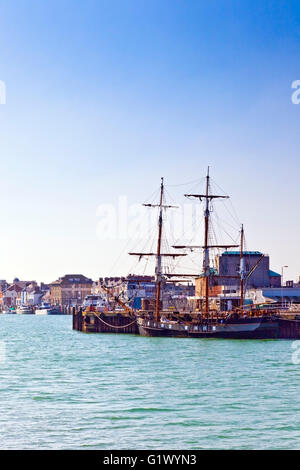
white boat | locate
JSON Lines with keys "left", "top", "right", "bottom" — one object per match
{"left": 83, "top": 294, "right": 108, "bottom": 312}
{"left": 16, "top": 305, "right": 34, "bottom": 314}
{"left": 35, "top": 303, "right": 61, "bottom": 315}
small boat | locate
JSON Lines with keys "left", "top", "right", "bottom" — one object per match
{"left": 35, "top": 303, "right": 61, "bottom": 315}
{"left": 7, "top": 308, "right": 16, "bottom": 314}
{"left": 83, "top": 294, "right": 108, "bottom": 312}
{"left": 2, "top": 308, "right": 16, "bottom": 314}
{"left": 16, "top": 305, "right": 34, "bottom": 314}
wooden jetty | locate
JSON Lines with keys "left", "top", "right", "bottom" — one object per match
{"left": 73, "top": 308, "right": 138, "bottom": 334}
{"left": 277, "top": 315, "right": 300, "bottom": 339}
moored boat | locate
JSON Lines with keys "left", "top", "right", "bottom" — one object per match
{"left": 80, "top": 173, "right": 281, "bottom": 339}
{"left": 137, "top": 314, "right": 279, "bottom": 339}
{"left": 16, "top": 305, "right": 34, "bottom": 314}
{"left": 7, "top": 308, "right": 16, "bottom": 314}
{"left": 83, "top": 294, "right": 108, "bottom": 312}
{"left": 35, "top": 303, "right": 61, "bottom": 315}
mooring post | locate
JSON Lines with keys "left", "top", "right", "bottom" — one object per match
{"left": 79, "top": 307, "right": 83, "bottom": 331}
{"left": 72, "top": 307, "right": 76, "bottom": 330}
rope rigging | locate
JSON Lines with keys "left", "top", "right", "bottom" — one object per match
{"left": 92, "top": 311, "right": 137, "bottom": 329}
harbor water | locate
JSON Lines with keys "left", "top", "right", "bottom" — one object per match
{"left": 0, "top": 314, "right": 299, "bottom": 450}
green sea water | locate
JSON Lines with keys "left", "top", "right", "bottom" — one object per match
{"left": 0, "top": 314, "right": 299, "bottom": 449}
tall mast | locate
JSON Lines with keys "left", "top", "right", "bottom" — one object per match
{"left": 239, "top": 224, "right": 245, "bottom": 310}
{"left": 204, "top": 167, "right": 210, "bottom": 319}
{"left": 183, "top": 169, "right": 233, "bottom": 320}
{"left": 129, "top": 178, "right": 186, "bottom": 322}
{"left": 155, "top": 178, "right": 164, "bottom": 322}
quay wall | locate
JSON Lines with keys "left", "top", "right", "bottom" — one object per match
{"left": 73, "top": 310, "right": 138, "bottom": 334}
{"left": 278, "top": 318, "right": 300, "bottom": 339}
{"left": 73, "top": 310, "right": 300, "bottom": 339}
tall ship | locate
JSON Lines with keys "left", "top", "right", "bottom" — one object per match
{"left": 132, "top": 171, "right": 279, "bottom": 339}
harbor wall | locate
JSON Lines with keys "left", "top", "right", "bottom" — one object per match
{"left": 73, "top": 310, "right": 300, "bottom": 339}
{"left": 72, "top": 310, "right": 138, "bottom": 334}
{"left": 278, "top": 318, "right": 300, "bottom": 339}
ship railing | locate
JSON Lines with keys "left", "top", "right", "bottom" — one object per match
{"left": 142, "top": 318, "right": 219, "bottom": 333}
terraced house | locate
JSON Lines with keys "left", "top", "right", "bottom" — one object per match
{"left": 50, "top": 274, "right": 93, "bottom": 306}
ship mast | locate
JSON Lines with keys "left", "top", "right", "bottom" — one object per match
{"left": 155, "top": 178, "right": 164, "bottom": 322}
{"left": 129, "top": 178, "right": 186, "bottom": 322}
{"left": 239, "top": 224, "right": 245, "bottom": 311}
{"left": 183, "top": 168, "right": 235, "bottom": 320}
{"left": 203, "top": 167, "right": 210, "bottom": 318}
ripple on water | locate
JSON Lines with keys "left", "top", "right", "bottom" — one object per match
{"left": 0, "top": 315, "right": 299, "bottom": 449}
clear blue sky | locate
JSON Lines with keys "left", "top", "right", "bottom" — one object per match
{"left": 0, "top": 0, "right": 299, "bottom": 283}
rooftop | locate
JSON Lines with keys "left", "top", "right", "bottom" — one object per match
{"left": 269, "top": 270, "right": 281, "bottom": 277}
{"left": 222, "top": 251, "right": 262, "bottom": 256}
{"left": 52, "top": 274, "right": 93, "bottom": 285}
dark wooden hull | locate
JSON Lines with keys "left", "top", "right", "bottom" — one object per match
{"left": 137, "top": 317, "right": 279, "bottom": 339}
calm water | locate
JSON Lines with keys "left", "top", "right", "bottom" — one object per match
{"left": 0, "top": 314, "right": 299, "bottom": 450}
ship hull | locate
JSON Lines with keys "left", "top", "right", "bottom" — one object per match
{"left": 35, "top": 308, "right": 61, "bottom": 315}
{"left": 137, "top": 317, "right": 279, "bottom": 339}
{"left": 16, "top": 309, "right": 34, "bottom": 315}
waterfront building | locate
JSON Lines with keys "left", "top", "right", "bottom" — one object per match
{"left": 50, "top": 274, "right": 93, "bottom": 306}
{"left": 95, "top": 275, "right": 195, "bottom": 310}
{"left": 2, "top": 284, "right": 23, "bottom": 307}
{"left": 0, "top": 280, "right": 8, "bottom": 292}
{"left": 195, "top": 251, "right": 281, "bottom": 297}
{"left": 0, "top": 280, "right": 8, "bottom": 307}
{"left": 189, "top": 284, "right": 300, "bottom": 312}
{"left": 122, "top": 275, "right": 156, "bottom": 308}
{"left": 21, "top": 284, "right": 44, "bottom": 306}
{"left": 216, "top": 251, "right": 280, "bottom": 287}
{"left": 1, "top": 280, "right": 41, "bottom": 308}
{"left": 247, "top": 287, "right": 300, "bottom": 304}
{"left": 94, "top": 275, "right": 155, "bottom": 309}
{"left": 12, "top": 279, "right": 38, "bottom": 290}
